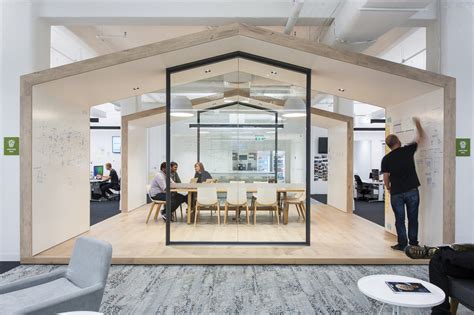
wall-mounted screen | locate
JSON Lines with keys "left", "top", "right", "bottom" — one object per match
{"left": 112, "top": 136, "right": 121, "bottom": 153}
{"left": 318, "top": 137, "right": 328, "bottom": 154}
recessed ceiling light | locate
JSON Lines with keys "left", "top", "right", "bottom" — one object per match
{"left": 132, "top": 87, "right": 140, "bottom": 91}
{"left": 271, "top": 71, "right": 278, "bottom": 75}
{"left": 204, "top": 69, "right": 212, "bottom": 73}
{"left": 338, "top": 88, "right": 345, "bottom": 92}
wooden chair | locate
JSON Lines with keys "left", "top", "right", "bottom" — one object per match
{"left": 146, "top": 185, "right": 183, "bottom": 222}
{"left": 146, "top": 185, "right": 166, "bottom": 224}
{"left": 284, "top": 192, "right": 306, "bottom": 223}
{"left": 205, "top": 178, "right": 218, "bottom": 183}
{"left": 225, "top": 183, "right": 249, "bottom": 224}
{"left": 253, "top": 186, "right": 279, "bottom": 224}
{"left": 194, "top": 187, "right": 220, "bottom": 225}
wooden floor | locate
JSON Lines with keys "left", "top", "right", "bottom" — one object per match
{"left": 26, "top": 202, "right": 426, "bottom": 265}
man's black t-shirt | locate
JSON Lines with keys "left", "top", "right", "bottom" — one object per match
{"left": 109, "top": 169, "right": 119, "bottom": 184}
{"left": 381, "top": 142, "right": 420, "bottom": 195}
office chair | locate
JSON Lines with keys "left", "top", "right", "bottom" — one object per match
{"left": 354, "top": 175, "right": 371, "bottom": 201}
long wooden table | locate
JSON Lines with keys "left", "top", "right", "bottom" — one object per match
{"left": 171, "top": 183, "right": 306, "bottom": 224}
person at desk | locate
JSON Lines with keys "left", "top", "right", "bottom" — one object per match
{"left": 150, "top": 162, "right": 186, "bottom": 221}
{"left": 194, "top": 162, "right": 212, "bottom": 183}
{"left": 381, "top": 117, "right": 425, "bottom": 251}
{"left": 99, "top": 163, "right": 120, "bottom": 199}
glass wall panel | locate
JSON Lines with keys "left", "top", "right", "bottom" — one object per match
{"left": 168, "top": 55, "right": 309, "bottom": 244}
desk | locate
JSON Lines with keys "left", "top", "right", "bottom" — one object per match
{"left": 90, "top": 179, "right": 106, "bottom": 200}
{"left": 362, "top": 179, "right": 384, "bottom": 201}
{"left": 171, "top": 183, "right": 306, "bottom": 224}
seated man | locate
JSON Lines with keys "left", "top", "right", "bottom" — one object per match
{"left": 99, "top": 163, "right": 120, "bottom": 199}
{"left": 150, "top": 162, "right": 187, "bottom": 221}
{"left": 405, "top": 244, "right": 474, "bottom": 314}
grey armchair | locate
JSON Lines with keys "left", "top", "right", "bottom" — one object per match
{"left": 0, "top": 236, "right": 112, "bottom": 315}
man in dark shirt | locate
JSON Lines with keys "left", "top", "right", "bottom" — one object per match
{"left": 100, "top": 162, "right": 120, "bottom": 199}
{"left": 405, "top": 243, "right": 474, "bottom": 314}
{"left": 381, "top": 117, "right": 425, "bottom": 251}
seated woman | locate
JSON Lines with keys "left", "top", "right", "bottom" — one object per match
{"left": 194, "top": 162, "right": 212, "bottom": 183}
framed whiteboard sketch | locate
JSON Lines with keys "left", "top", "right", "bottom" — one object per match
{"left": 112, "top": 136, "right": 121, "bottom": 153}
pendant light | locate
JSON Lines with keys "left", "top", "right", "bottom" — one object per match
{"left": 282, "top": 97, "right": 306, "bottom": 118}
{"left": 170, "top": 96, "right": 194, "bottom": 117}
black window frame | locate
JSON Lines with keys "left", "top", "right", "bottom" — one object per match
{"left": 166, "top": 51, "right": 311, "bottom": 246}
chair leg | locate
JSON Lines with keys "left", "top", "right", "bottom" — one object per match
{"left": 254, "top": 204, "right": 257, "bottom": 225}
{"left": 154, "top": 204, "right": 162, "bottom": 221}
{"left": 194, "top": 203, "right": 199, "bottom": 226}
{"left": 299, "top": 202, "right": 306, "bottom": 220}
{"left": 217, "top": 203, "right": 221, "bottom": 225}
{"left": 246, "top": 204, "right": 250, "bottom": 224}
{"left": 180, "top": 204, "right": 183, "bottom": 221}
{"left": 275, "top": 205, "right": 280, "bottom": 224}
{"left": 451, "top": 297, "right": 459, "bottom": 315}
{"left": 224, "top": 203, "right": 228, "bottom": 224}
{"left": 146, "top": 203, "right": 155, "bottom": 224}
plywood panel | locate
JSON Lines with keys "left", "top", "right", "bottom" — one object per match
{"left": 385, "top": 89, "right": 445, "bottom": 246}
{"left": 31, "top": 86, "right": 90, "bottom": 255}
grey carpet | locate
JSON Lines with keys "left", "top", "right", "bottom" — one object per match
{"left": 90, "top": 200, "right": 121, "bottom": 226}
{"left": 2, "top": 264, "right": 470, "bottom": 314}
{"left": 354, "top": 200, "right": 385, "bottom": 227}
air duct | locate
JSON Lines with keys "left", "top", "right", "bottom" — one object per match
{"left": 321, "top": 0, "right": 433, "bottom": 52}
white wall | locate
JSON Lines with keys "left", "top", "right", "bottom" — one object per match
{"left": 386, "top": 88, "right": 444, "bottom": 246}
{"left": 127, "top": 124, "right": 148, "bottom": 211}
{"left": 90, "top": 129, "right": 121, "bottom": 176}
{"left": 50, "top": 26, "right": 97, "bottom": 67}
{"left": 310, "top": 126, "right": 328, "bottom": 194}
{"left": 0, "top": 1, "right": 50, "bottom": 260}
{"left": 354, "top": 131, "right": 385, "bottom": 179}
{"left": 439, "top": 0, "right": 474, "bottom": 243}
{"left": 380, "top": 28, "right": 426, "bottom": 70}
{"left": 327, "top": 122, "right": 348, "bottom": 212}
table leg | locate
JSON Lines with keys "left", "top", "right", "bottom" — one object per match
{"left": 187, "top": 192, "right": 193, "bottom": 224}
{"left": 283, "top": 203, "right": 289, "bottom": 225}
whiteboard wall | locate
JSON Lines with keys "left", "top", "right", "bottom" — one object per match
{"left": 385, "top": 88, "right": 444, "bottom": 245}
{"left": 32, "top": 87, "right": 90, "bottom": 255}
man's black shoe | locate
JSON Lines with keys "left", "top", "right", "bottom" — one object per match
{"left": 405, "top": 245, "right": 439, "bottom": 259}
{"left": 391, "top": 244, "right": 407, "bottom": 251}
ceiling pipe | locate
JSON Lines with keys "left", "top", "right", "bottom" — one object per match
{"left": 283, "top": 0, "right": 304, "bottom": 35}
{"left": 321, "top": 0, "right": 433, "bottom": 52}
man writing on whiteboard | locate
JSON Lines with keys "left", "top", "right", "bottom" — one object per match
{"left": 381, "top": 117, "right": 426, "bottom": 251}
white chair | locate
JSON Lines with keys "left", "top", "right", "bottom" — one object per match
{"left": 146, "top": 185, "right": 166, "bottom": 224}
{"left": 225, "top": 184, "right": 249, "bottom": 224}
{"left": 253, "top": 186, "right": 279, "bottom": 224}
{"left": 194, "top": 187, "right": 220, "bottom": 225}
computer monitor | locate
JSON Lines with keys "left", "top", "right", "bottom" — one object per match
{"left": 371, "top": 169, "right": 379, "bottom": 180}
{"left": 93, "top": 165, "right": 104, "bottom": 177}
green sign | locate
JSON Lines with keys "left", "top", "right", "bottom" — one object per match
{"left": 4, "top": 137, "right": 19, "bottom": 156}
{"left": 456, "top": 138, "right": 470, "bottom": 157}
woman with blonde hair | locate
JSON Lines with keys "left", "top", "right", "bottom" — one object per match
{"left": 194, "top": 162, "right": 212, "bottom": 183}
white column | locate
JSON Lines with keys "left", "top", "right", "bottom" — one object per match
{"left": 438, "top": 0, "right": 474, "bottom": 242}
{"left": 0, "top": 0, "right": 50, "bottom": 260}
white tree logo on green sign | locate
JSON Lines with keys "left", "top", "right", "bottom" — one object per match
{"left": 460, "top": 141, "right": 467, "bottom": 150}
{"left": 8, "top": 139, "right": 15, "bottom": 148}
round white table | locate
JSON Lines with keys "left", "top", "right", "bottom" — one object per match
{"left": 358, "top": 274, "right": 445, "bottom": 314}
